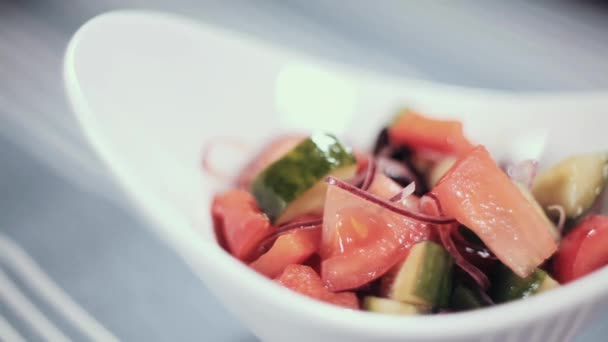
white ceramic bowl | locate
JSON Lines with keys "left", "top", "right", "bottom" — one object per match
{"left": 64, "top": 10, "right": 608, "bottom": 342}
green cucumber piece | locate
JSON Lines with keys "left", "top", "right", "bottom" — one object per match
{"left": 491, "top": 264, "right": 559, "bottom": 303}
{"left": 533, "top": 153, "right": 608, "bottom": 219}
{"left": 436, "top": 265, "right": 453, "bottom": 309}
{"left": 450, "top": 285, "right": 487, "bottom": 311}
{"left": 427, "top": 157, "right": 456, "bottom": 189}
{"left": 251, "top": 133, "right": 356, "bottom": 224}
{"left": 363, "top": 296, "right": 429, "bottom": 315}
{"left": 515, "top": 182, "right": 560, "bottom": 241}
{"left": 382, "top": 241, "right": 453, "bottom": 308}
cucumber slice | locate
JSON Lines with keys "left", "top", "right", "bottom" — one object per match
{"left": 533, "top": 153, "right": 608, "bottom": 219}
{"left": 427, "top": 157, "right": 457, "bottom": 189}
{"left": 363, "top": 296, "right": 429, "bottom": 315}
{"left": 251, "top": 133, "right": 356, "bottom": 224}
{"left": 491, "top": 264, "right": 559, "bottom": 303}
{"left": 381, "top": 241, "right": 453, "bottom": 308}
{"left": 515, "top": 182, "right": 560, "bottom": 241}
{"left": 437, "top": 266, "right": 454, "bottom": 309}
{"left": 450, "top": 285, "right": 487, "bottom": 311}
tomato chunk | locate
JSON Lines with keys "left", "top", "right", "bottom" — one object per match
{"left": 276, "top": 264, "right": 359, "bottom": 309}
{"left": 321, "top": 182, "right": 432, "bottom": 291}
{"left": 211, "top": 190, "right": 273, "bottom": 260}
{"left": 250, "top": 228, "right": 320, "bottom": 278}
{"left": 554, "top": 215, "right": 608, "bottom": 283}
{"left": 431, "top": 146, "right": 557, "bottom": 278}
{"left": 388, "top": 111, "right": 474, "bottom": 156}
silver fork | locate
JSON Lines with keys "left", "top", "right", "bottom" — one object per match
{"left": 0, "top": 233, "right": 118, "bottom": 342}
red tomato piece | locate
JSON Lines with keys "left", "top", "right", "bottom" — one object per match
{"left": 321, "top": 182, "right": 432, "bottom": 291}
{"left": 388, "top": 111, "right": 474, "bottom": 156}
{"left": 554, "top": 215, "right": 608, "bottom": 283}
{"left": 236, "top": 135, "right": 304, "bottom": 189}
{"left": 250, "top": 228, "right": 320, "bottom": 278}
{"left": 431, "top": 146, "right": 557, "bottom": 277}
{"left": 211, "top": 190, "right": 273, "bottom": 261}
{"left": 321, "top": 207, "right": 390, "bottom": 259}
{"left": 276, "top": 264, "right": 359, "bottom": 309}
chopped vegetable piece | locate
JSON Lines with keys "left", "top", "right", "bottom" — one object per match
{"left": 376, "top": 157, "right": 426, "bottom": 195}
{"left": 250, "top": 228, "right": 320, "bottom": 278}
{"left": 368, "top": 173, "right": 420, "bottom": 210}
{"left": 368, "top": 172, "right": 403, "bottom": 199}
{"left": 450, "top": 284, "right": 487, "bottom": 311}
{"left": 251, "top": 133, "right": 357, "bottom": 224}
{"left": 420, "top": 195, "right": 491, "bottom": 290}
{"left": 451, "top": 227, "right": 498, "bottom": 274}
{"left": 431, "top": 146, "right": 557, "bottom": 278}
{"left": 211, "top": 190, "right": 272, "bottom": 260}
{"left": 533, "top": 153, "right": 608, "bottom": 219}
{"left": 380, "top": 241, "right": 453, "bottom": 308}
{"left": 505, "top": 159, "right": 538, "bottom": 190}
{"left": 388, "top": 110, "right": 474, "bottom": 156}
{"left": 363, "top": 296, "right": 429, "bottom": 315}
{"left": 275, "top": 264, "right": 359, "bottom": 309}
{"left": 410, "top": 149, "right": 446, "bottom": 176}
{"left": 515, "top": 182, "right": 560, "bottom": 241}
{"left": 427, "top": 157, "right": 457, "bottom": 189}
{"left": 321, "top": 181, "right": 432, "bottom": 291}
{"left": 491, "top": 264, "right": 558, "bottom": 303}
{"left": 236, "top": 135, "right": 304, "bottom": 189}
{"left": 437, "top": 263, "right": 454, "bottom": 309}
{"left": 553, "top": 215, "right": 608, "bottom": 283}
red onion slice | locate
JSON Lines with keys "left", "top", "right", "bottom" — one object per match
{"left": 421, "top": 194, "right": 491, "bottom": 290}
{"left": 326, "top": 177, "right": 456, "bottom": 225}
{"left": 389, "top": 181, "right": 416, "bottom": 203}
{"left": 505, "top": 159, "right": 538, "bottom": 189}
{"left": 452, "top": 228, "right": 497, "bottom": 261}
{"left": 376, "top": 156, "right": 426, "bottom": 195}
{"left": 251, "top": 218, "right": 323, "bottom": 260}
{"left": 360, "top": 158, "right": 377, "bottom": 191}
{"left": 547, "top": 204, "right": 566, "bottom": 233}
{"left": 475, "top": 287, "right": 495, "bottom": 305}
{"left": 440, "top": 225, "right": 491, "bottom": 290}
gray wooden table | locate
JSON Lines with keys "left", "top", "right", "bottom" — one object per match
{"left": 1, "top": 1, "right": 607, "bottom": 340}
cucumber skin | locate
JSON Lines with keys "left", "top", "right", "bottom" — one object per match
{"left": 450, "top": 285, "right": 485, "bottom": 311}
{"left": 251, "top": 133, "right": 356, "bottom": 222}
{"left": 414, "top": 242, "right": 453, "bottom": 307}
{"left": 490, "top": 264, "right": 548, "bottom": 303}
{"left": 436, "top": 261, "right": 454, "bottom": 309}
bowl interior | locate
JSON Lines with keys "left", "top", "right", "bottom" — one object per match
{"left": 65, "top": 10, "right": 608, "bottom": 339}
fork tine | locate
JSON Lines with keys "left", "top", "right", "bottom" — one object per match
{"left": 0, "top": 270, "right": 70, "bottom": 342}
{"left": 0, "top": 314, "right": 27, "bottom": 342}
{"left": 0, "top": 235, "right": 119, "bottom": 342}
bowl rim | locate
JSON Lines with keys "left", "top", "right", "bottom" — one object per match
{"left": 64, "top": 9, "right": 608, "bottom": 338}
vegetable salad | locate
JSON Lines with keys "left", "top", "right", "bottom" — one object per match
{"left": 209, "top": 110, "right": 608, "bottom": 314}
